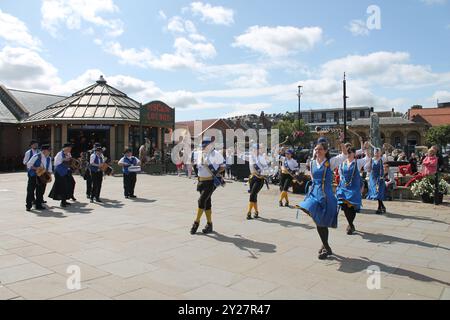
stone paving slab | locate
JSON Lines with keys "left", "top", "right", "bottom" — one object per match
{"left": 0, "top": 173, "right": 449, "bottom": 300}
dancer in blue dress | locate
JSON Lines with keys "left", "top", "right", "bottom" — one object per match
{"left": 299, "top": 141, "right": 347, "bottom": 260}
{"left": 366, "top": 148, "right": 386, "bottom": 215}
{"left": 336, "top": 146, "right": 370, "bottom": 235}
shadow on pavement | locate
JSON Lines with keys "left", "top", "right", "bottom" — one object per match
{"left": 258, "top": 217, "right": 315, "bottom": 230}
{"left": 94, "top": 198, "right": 124, "bottom": 209}
{"left": 130, "top": 198, "right": 157, "bottom": 203}
{"left": 331, "top": 255, "right": 450, "bottom": 286}
{"left": 384, "top": 211, "right": 449, "bottom": 225}
{"left": 355, "top": 231, "right": 450, "bottom": 251}
{"left": 203, "top": 232, "right": 277, "bottom": 258}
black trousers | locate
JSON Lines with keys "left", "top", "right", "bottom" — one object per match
{"left": 123, "top": 173, "right": 137, "bottom": 196}
{"left": 197, "top": 180, "right": 216, "bottom": 210}
{"left": 26, "top": 176, "right": 38, "bottom": 208}
{"left": 91, "top": 171, "right": 103, "bottom": 199}
{"left": 280, "top": 173, "right": 293, "bottom": 192}
{"left": 84, "top": 170, "right": 92, "bottom": 197}
{"left": 249, "top": 175, "right": 265, "bottom": 203}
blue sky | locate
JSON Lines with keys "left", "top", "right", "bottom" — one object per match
{"left": 0, "top": 0, "right": 449, "bottom": 121}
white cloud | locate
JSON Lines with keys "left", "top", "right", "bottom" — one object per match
{"left": 158, "top": 10, "right": 167, "bottom": 20}
{"left": 0, "top": 46, "right": 60, "bottom": 90}
{"left": 431, "top": 90, "right": 450, "bottom": 102}
{"left": 199, "top": 64, "right": 269, "bottom": 88}
{"left": 190, "top": 2, "right": 234, "bottom": 26}
{"left": 103, "top": 37, "right": 216, "bottom": 71}
{"left": 0, "top": 9, "right": 41, "bottom": 50}
{"left": 41, "top": 0, "right": 124, "bottom": 38}
{"left": 320, "top": 51, "right": 450, "bottom": 89}
{"left": 233, "top": 26, "right": 323, "bottom": 57}
{"left": 346, "top": 19, "right": 369, "bottom": 36}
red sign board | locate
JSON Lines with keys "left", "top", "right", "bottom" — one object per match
{"left": 140, "top": 101, "right": 175, "bottom": 128}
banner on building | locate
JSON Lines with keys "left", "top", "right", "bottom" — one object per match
{"left": 140, "top": 101, "right": 175, "bottom": 128}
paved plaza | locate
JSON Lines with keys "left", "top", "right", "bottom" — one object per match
{"left": 0, "top": 172, "right": 449, "bottom": 300}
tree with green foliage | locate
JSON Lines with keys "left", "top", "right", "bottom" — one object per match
{"left": 273, "top": 118, "right": 312, "bottom": 148}
{"left": 425, "top": 125, "right": 450, "bottom": 151}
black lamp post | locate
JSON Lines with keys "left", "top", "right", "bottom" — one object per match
{"left": 343, "top": 73, "right": 348, "bottom": 142}
{"left": 297, "top": 85, "right": 303, "bottom": 129}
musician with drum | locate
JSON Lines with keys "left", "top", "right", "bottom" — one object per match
{"left": 118, "top": 148, "right": 141, "bottom": 199}
{"left": 89, "top": 145, "right": 106, "bottom": 203}
{"left": 49, "top": 143, "right": 74, "bottom": 207}
{"left": 26, "top": 144, "right": 52, "bottom": 211}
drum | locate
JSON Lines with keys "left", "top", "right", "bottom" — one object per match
{"left": 128, "top": 166, "right": 141, "bottom": 173}
{"left": 100, "top": 163, "right": 114, "bottom": 176}
{"left": 36, "top": 167, "right": 52, "bottom": 184}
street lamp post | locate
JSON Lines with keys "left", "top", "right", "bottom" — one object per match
{"left": 297, "top": 85, "right": 303, "bottom": 129}
{"left": 343, "top": 73, "right": 348, "bottom": 142}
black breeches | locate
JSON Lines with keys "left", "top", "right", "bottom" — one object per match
{"left": 91, "top": 171, "right": 103, "bottom": 199}
{"left": 27, "top": 176, "right": 46, "bottom": 208}
{"left": 123, "top": 173, "right": 137, "bottom": 196}
{"left": 249, "top": 176, "right": 264, "bottom": 203}
{"left": 280, "top": 173, "right": 293, "bottom": 192}
{"left": 84, "top": 170, "right": 92, "bottom": 197}
{"left": 26, "top": 176, "right": 37, "bottom": 208}
{"left": 317, "top": 227, "right": 329, "bottom": 248}
{"left": 341, "top": 205, "right": 356, "bottom": 226}
{"left": 197, "top": 180, "right": 216, "bottom": 210}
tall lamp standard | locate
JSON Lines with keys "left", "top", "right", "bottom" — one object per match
{"left": 343, "top": 73, "right": 348, "bottom": 142}
{"left": 297, "top": 85, "right": 303, "bottom": 129}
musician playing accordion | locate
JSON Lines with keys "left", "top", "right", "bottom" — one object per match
{"left": 190, "top": 137, "right": 225, "bottom": 235}
{"left": 118, "top": 149, "right": 141, "bottom": 199}
{"left": 26, "top": 144, "right": 52, "bottom": 211}
{"left": 279, "top": 149, "right": 299, "bottom": 207}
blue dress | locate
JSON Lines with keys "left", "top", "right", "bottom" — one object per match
{"left": 367, "top": 159, "right": 385, "bottom": 200}
{"left": 336, "top": 161, "right": 362, "bottom": 212}
{"left": 300, "top": 160, "right": 338, "bottom": 228}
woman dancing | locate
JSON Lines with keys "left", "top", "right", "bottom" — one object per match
{"left": 367, "top": 148, "right": 386, "bottom": 214}
{"left": 336, "top": 145, "right": 370, "bottom": 235}
{"left": 299, "top": 140, "right": 347, "bottom": 260}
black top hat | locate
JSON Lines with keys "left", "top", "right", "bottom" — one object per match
{"left": 63, "top": 143, "right": 73, "bottom": 148}
{"left": 41, "top": 144, "right": 52, "bottom": 151}
{"left": 124, "top": 148, "right": 132, "bottom": 154}
{"left": 30, "top": 140, "right": 39, "bottom": 146}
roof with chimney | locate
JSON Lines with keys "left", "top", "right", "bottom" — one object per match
{"left": 409, "top": 105, "right": 450, "bottom": 126}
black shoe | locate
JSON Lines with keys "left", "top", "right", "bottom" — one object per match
{"left": 71, "top": 197, "right": 77, "bottom": 201}
{"left": 346, "top": 225, "right": 355, "bottom": 235}
{"left": 35, "top": 206, "right": 45, "bottom": 211}
{"left": 279, "top": 201, "right": 283, "bottom": 207}
{"left": 381, "top": 207, "right": 386, "bottom": 213}
{"left": 247, "top": 213, "right": 253, "bottom": 220}
{"left": 90, "top": 198, "right": 94, "bottom": 203}
{"left": 202, "top": 223, "right": 213, "bottom": 234}
{"left": 42, "top": 201, "right": 47, "bottom": 204}
{"left": 130, "top": 195, "right": 137, "bottom": 198}
{"left": 254, "top": 212, "right": 259, "bottom": 219}
{"left": 375, "top": 209, "right": 383, "bottom": 215}
{"left": 26, "top": 207, "right": 31, "bottom": 212}
{"left": 318, "top": 248, "right": 333, "bottom": 260}
{"left": 318, "top": 245, "right": 325, "bottom": 254}
{"left": 61, "top": 202, "right": 67, "bottom": 208}
{"left": 190, "top": 222, "right": 200, "bottom": 235}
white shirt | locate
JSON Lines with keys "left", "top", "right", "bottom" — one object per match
{"left": 90, "top": 153, "right": 106, "bottom": 166}
{"left": 197, "top": 150, "right": 225, "bottom": 178}
{"left": 118, "top": 156, "right": 141, "bottom": 166}
{"left": 54, "top": 151, "right": 71, "bottom": 167}
{"left": 313, "top": 153, "right": 348, "bottom": 171}
{"left": 281, "top": 156, "right": 299, "bottom": 172}
{"left": 23, "top": 149, "right": 39, "bottom": 165}
{"left": 249, "top": 154, "right": 270, "bottom": 175}
{"left": 341, "top": 155, "right": 371, "bottom": 173}
{"left": 27, "top": 153, "right": 53, "bottom": 173}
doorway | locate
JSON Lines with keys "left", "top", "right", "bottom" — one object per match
{"left": 68, "top": 128, "right": 110, "bottom": 158}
